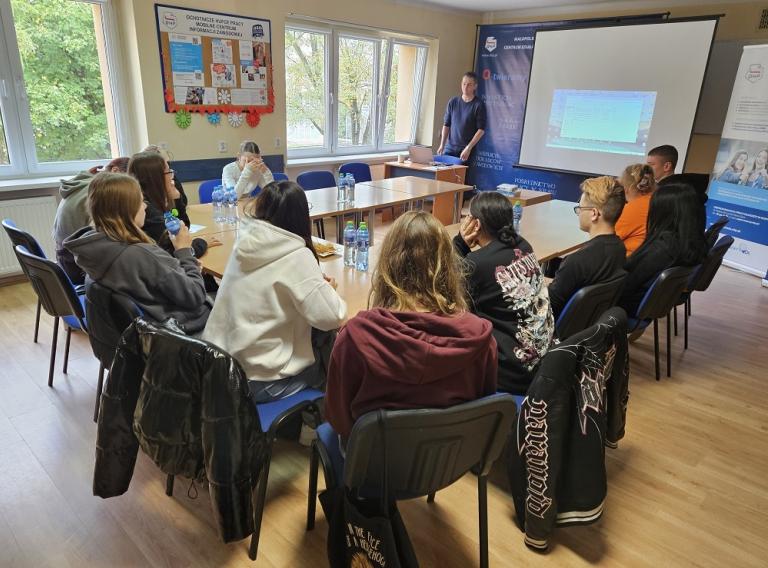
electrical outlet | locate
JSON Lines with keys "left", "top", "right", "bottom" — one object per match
{"left": 274, "top": 137, "right": 281, "bottom": 148}
{"left": 218, "top": 141, "right": 228, "bottom": 153}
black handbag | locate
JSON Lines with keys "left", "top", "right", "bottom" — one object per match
{"left": 321, "top": 411, "right": 419, "bottom": 568}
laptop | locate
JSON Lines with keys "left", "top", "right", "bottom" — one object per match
{"left": 408, "top": 145, "right": 434, "bottom": 165}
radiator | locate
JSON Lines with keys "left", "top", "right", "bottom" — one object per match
{"left": 0, "top": 196, "right": 58, "bottom": 276}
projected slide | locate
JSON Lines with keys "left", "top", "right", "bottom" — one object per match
{"left": 546, "top": 90, "right": 657, "bottom": 156}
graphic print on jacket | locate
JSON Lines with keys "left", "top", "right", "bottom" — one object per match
{"left": 494, "top": 250, "right": 554, "bottom": 369}
{"left": 519, "top": 398, "right": 552, "bottom": 520}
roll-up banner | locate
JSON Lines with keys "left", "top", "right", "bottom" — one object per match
{"left": 706, "top": 44, "right": 768, "bottom": 278}
{"left": 473, "top": 15, "right": 664, "bottom": 201}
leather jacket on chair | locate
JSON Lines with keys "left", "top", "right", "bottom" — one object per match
{"left": 92, "top": 318, "right": 264, "bottom": 543}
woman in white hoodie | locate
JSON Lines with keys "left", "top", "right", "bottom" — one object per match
{"left": 202, "top": 181, "right": 347, "bottom": 402}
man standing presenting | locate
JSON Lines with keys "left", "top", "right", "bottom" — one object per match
{"left": 646, "top": 145, "right": 678, "bottom": 182}
{"left": 438, "top": 71, "right": 486, "bottom": 164}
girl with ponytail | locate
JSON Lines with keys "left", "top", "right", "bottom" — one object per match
{"left": 616, "top": 163, "right": 657, "bottom": 256}
{"left": 453, "top": 191, "right": 554, "bottom": 395}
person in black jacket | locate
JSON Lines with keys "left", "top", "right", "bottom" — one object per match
{"left": 454, "top": 191, "right": 554, "bottom": 394}
{"left": 548, "top": 176, "right": 627, "bottom": 320}
{"left": 618, "top": 183, "right": 707, "bottom": 315}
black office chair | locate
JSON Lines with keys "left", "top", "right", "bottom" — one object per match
{"left": 704, "top": 216, "right": 729, "bottom": 251}
{"left": 84, "top": 280, "right": 142, "bottom": 422}
{"left": 2, "top": 219, "right": 48, "bottom": 343}
{"left": 555, "top": 275, "right": 626, "bottom": 339}
{"left": 673, "top": 236, "right": 734, "bottom": 350}
{"left": 14, "top": 245, "right": 87, "bottom": 387}
{"left": 626, "top": 266, "right": 694, "bottom": 380}
{"left": 306, "top": 393, "right": 517, "bottom": 568}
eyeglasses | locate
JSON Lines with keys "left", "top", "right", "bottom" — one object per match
{"left": 164, "top": 169, "right": 175, "bottom": 177}
{"left": 573, "top": 206, "right": 597, "bottom": 215}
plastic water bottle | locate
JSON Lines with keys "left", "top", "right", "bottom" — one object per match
{"left": 355, "top": 222, "right": 369, "bottom": 272}
{"left": 225, "top": 187, "right": 238, "bottom": 225}
{"left": 347, "top": 174, "right": 355, "bottom": 205}
{"left": 337, "top": 173, "right": 347, "bottom": 203}
{"left": 163, "top": 210, "right": 181, "bottom": 235}
{"left": 513, "top": 200, "right": 523, "bottom": 232}
{"left": 212, "top": 185, "right": 224, "bottom": 222}
{"left": 343, "top": 220, "right": 357, "bottom": 267}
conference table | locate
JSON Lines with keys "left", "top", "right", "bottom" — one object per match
{"left": 191, "top": 198, "right": 587, "bottom": 317}
{"left": 187, "top": 176, "right": 470, "bottom": 244}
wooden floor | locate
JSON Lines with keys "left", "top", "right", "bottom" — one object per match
{"left": 0, "top": 266, "right": 766, "bottom": 567}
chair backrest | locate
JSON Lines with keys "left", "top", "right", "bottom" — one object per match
{"left": 14, "top": 245, "right": 85, "bottom": 325}
{"left": 2, "top": 218, "right": 46, "bottom": 258}
{"left": 691, "top": 235, "right": 734, "bottom": 293}
{"left": 704, "top": 216, "right": 729, "bottom": 250}
{"left": 197, "top": 179, "right": 221, "bottom": 204}
{"left": 297, "top": 170, "right": 336, "bottom": 191}
{"left": 556, "top": 275, "right": 626, "bottom": 339}
{"left": 272, "top": 172, "right": 289, "bottom": 182}
{"left": 636, "top": 265, "right": 695, "bottom": 321}
{"left": 433, "top": 154, "right": 464, "bottom": 165}
{"left": 85, "top": 279, "right": 142, "bottom": 368}
{"left": 343, "top": 393, "right": 517, "bottom": 498}
{"left": 339, "top": 162, "right": 372, "bottom": 183}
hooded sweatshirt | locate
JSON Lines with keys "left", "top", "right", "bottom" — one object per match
{"left": 53, "top": 171, "right": 93, "bottom": 251}
{"left": 324, "top": 308, "right": 498, "bottom": 441}
{"left": 64, "top": 229, "right": 211, "bottom": 332}
{"left": 202, "top": 218, "right": 346, "bottom": 382}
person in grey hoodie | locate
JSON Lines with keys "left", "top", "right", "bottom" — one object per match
{"left": 64, "top": 172, "right": 211, "bottom": 334}
{"left": 53, "top": 158, "right": 129, "bottom": 285}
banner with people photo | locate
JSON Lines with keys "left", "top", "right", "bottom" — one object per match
{"left": 473, "top": 15, "right": 664, "bottom": 200}
{"left": 706, "top": 44, "right": 768, "bottom": 277}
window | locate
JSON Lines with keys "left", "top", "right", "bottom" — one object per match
{"left": 0, "top": 0, "right": 125, "bottom": 178}
{"left": 285, "top": 21, "right": 428, "bottom": 157}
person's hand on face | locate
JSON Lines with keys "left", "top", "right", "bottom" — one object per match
{"left": 460, "top": 215, "right": 481, "bottom": 247}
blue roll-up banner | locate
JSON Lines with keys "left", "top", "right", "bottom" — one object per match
{"left": 706, "top": 44, "right": 768, "bottom": 278}
{"left": 472, "top": 16, "right": 664, "bottom": 201}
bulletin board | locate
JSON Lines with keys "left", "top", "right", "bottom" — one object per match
{"left": 155, "top": 4, "right": 274, "bottom": 126}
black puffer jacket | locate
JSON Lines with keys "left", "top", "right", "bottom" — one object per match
{"left": 93, "top": 318, "right": 264, "bottom": 543}
{"left": 508, "top": 307, "right": 629, "bottom": 552}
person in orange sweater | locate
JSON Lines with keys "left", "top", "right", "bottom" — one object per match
{"left": 615, "top": 163, "right": 657, "bottom": 256}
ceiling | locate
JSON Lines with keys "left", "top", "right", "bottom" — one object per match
{"left": 411, "top": 0, "right": 751, "bottom": 15}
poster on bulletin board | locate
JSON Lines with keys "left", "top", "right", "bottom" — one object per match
{"left": 155, "top": 4, "right": 274, "bottom": 119}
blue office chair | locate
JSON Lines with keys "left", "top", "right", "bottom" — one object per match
{"left": 296, "top": 171, "right": 336, "bottom": 238}
{"left": 626, "top": 266, "right": 694, "bottom": 380}
{"left": 297, "top": 170, "right": 336, "bottom": 190}
{"left": 2, "top": 219, "right": 49, "bottom": 343}
{"left": 555, "top": 276, "right": 626, "bottom": 340}
{"left": 339, "top": 162, "right": 372, "bottom": 183}
{"left": 15, "top": 245, "right": 88, "bottom": 388}
{"left": 197, "top": 179, "right": 221, "bottom": 204}
{"left": 434, "top": 154, "right": 464, "bottom": 165}
{"left": 272, "top": 172, "right": 289, "bottom": 182}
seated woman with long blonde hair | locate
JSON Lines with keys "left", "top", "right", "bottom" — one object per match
{"left": 324, "top": 211, "right": 498, "bottom": 443}
{"left": 64, "top": 172, "right": 211, "bottom": 333}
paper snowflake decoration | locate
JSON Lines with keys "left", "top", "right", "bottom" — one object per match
{"left": 175, "top": 108, "right": 191, "bottom": 129}
{"left": 227, "top": 112, "right": 244, "bottom": 128}
{"left": 217, "top": 90, "right": 231, "bottom": 104}
{"left": 207, "top": 112, "right": 221, "bottom": 125}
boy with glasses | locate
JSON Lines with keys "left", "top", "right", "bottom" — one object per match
{"left": 547, "top": 177, "right": 627, "bottom": 320}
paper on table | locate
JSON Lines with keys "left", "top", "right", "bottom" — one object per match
{"left": 189, "top": 224, "right": 206, "bottom": 234}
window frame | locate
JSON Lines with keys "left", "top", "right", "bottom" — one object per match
{"left": 285, "top": 19, "right": 429, "bottom": 159}
{"left": 0, "top": 0, "right": 129, "bottom": 180}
